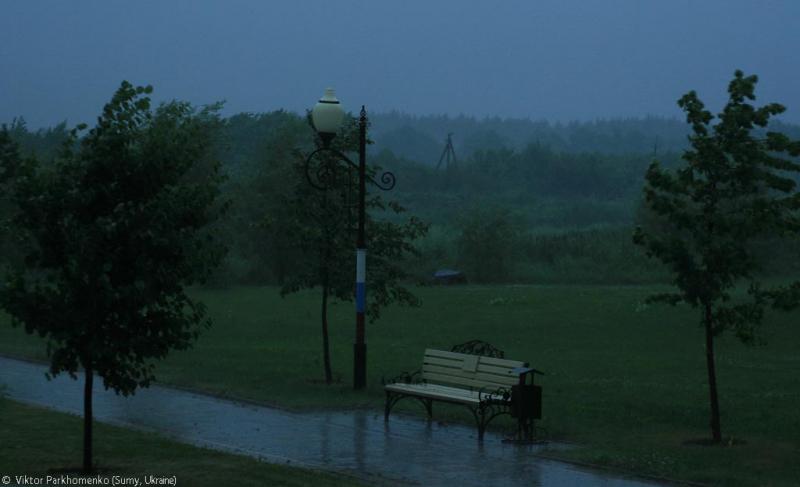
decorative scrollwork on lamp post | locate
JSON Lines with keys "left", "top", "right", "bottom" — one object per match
{"left": 304, "top": 89, "right": 395, "bottom": 390}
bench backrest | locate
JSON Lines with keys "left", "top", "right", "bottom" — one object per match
{"left": 422, "top": 349, "right": 528, "bottom": 391}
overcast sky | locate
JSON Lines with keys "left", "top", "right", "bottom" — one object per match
{"left": 2, "top": 0, "right": 798, "bottom": 128}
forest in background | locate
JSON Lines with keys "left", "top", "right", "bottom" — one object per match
{"left": 5, "top": 111, "right": 800, "bottom": 286}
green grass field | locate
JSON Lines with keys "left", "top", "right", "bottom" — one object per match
{"left": 0, "top": 398, "right": 362, "bottom": 486}
{"left": 1, "top": 284, "right": 799, "bottom": 486}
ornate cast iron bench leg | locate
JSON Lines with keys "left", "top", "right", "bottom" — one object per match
{"left": 385, "top": 391, "right": 398, "bottom": 421}
{"left": 421, "top": 398, "right": 433, "bottom": 419}
{"left": 469, "top": 404, "right": 489, "bottom": 442}
{"left": 478, "top": 406, "right": 487, "bottom": 441}
{"left": 385, "top": 391, "right": 434, "bottom": 421}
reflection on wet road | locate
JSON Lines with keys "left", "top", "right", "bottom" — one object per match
{"left": 0, "top": 356, "right": 661, "bottom": 486}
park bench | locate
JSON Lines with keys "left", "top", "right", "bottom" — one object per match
{"left": 383, "top": 341, "right": 543, "bottom": 442}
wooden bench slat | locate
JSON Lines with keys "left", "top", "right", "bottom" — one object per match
{"left": 423, "top": 357, "right": 521, "bottom": 377}
{"left": 423, "top": 356, "right": 468, "bottom": 368}
{"left": 385, "top": 383, "right": 505, "bottom": 404}
{"left": 417, "top": 383, "right": 482, "bottom": 396}
{"left": 476, "top": 365, "right": 522, "bottom": 381}
{"left": 422, "top": 371, "right": 512, "bottom": 390}
{"left": 424, "top": 348, "right": 527, "bottom": 368}
{"left": 422, "top": 364, "right": 519, "bottom": 387}
{"left": 386, "top": 348, "right": 539, "bottom": 442}
{"left": 424, "top": 361, "right": 520, "bottom": 378}
{"left": 477, "top": 356, "right": 527, "bottom": 368}
{"left": 386, "top": 383, "right": 477, "bottom": 397}
{"left": 421, "top": 372, "right": 483, "bottom": 389}
{"left": 421, "top": 349, "right": 526, "bottom": 388}
{"left": 394, "top": 383, "right": 493, "bottom": 399}
{"left": 477, "top": 363, "right": 526, "bottom": 376}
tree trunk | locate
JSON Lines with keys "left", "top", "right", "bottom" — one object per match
{"left": 703, "top": 303, "right": 722, "bottom": 443}
{"left": 83, "top": 362, "right": 94, "bottom": 472}
{"left": 321, "top": 273, "right": 333, "bottom": 385}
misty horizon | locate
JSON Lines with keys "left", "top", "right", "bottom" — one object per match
{"left": 3, "top": 1, "right": 799, "bottom": 129}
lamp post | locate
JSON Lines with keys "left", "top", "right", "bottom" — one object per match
{"left": 306, "top": 88, "right": 395, "bottom": 390}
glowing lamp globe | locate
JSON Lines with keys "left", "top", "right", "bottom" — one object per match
{"left": 311, "top": 88, "right": 345, "bottom": 145}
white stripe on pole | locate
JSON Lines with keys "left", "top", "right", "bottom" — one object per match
{"left": 356, "top": 248, "right": 366, "bottom": 283}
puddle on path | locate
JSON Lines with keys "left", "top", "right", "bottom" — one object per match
{"left": 1, "top": 356, "right": 663, "bottom": 486}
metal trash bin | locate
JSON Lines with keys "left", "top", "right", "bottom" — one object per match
{"left": 507, "top": 366, "right": 545, "bottom": 443}
{"left": 511, "top": 383, "right": 542, "bottom": 420}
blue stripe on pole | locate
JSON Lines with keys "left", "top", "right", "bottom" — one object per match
{"left": 356, "top": 282, "right": 366, "bottom": 313}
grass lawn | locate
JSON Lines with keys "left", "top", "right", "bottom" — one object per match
{"left": 1, "top": 284, "right": 799, "bottom": 486}
{"left": 0, "top": 398, "right": 363, "bottom": 486}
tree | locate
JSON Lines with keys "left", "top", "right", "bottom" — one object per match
{"left": 245, "top": 114, "right": 312, "bottom": 284}
{"left": 278, "top": 116, "right": 428, "bottom": 384}
{"left": 457, "top": 206, "right": 521, "bottom": 283}
{"left": 1, "top": 121, "right": 72, "bottom": 270}
{"left": 0, "top": 82, "right": 227, "bottom": 471}
{"left": 633, "top": 71, "right": 800, "bottom": 443}
{"left": 0, "top": 129, "right": 29, "bottom": 269}
{"left": 5, "top": 117, "right": 71, "bottom": 161}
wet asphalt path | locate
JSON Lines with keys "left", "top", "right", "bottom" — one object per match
{"left": 0, "top": 356, "right": 663, "bottom": 486}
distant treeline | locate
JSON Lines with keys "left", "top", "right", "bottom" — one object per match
{"left": 5, "top": 112, "right": 799, "bottom": 286}
{"left": 368, "top": 111, "right": 800, "bottom": 162}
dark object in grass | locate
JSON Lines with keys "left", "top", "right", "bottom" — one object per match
{"left": 433, "top": 269, "right": 467, "bottom": 285}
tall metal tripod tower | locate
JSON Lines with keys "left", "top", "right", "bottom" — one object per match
{"left": 436, "top": 133, "right": 457, "bottom": 170}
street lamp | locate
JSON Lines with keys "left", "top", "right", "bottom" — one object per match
{"left": 305, "top": 88, "right": 395, "bottom": 390}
